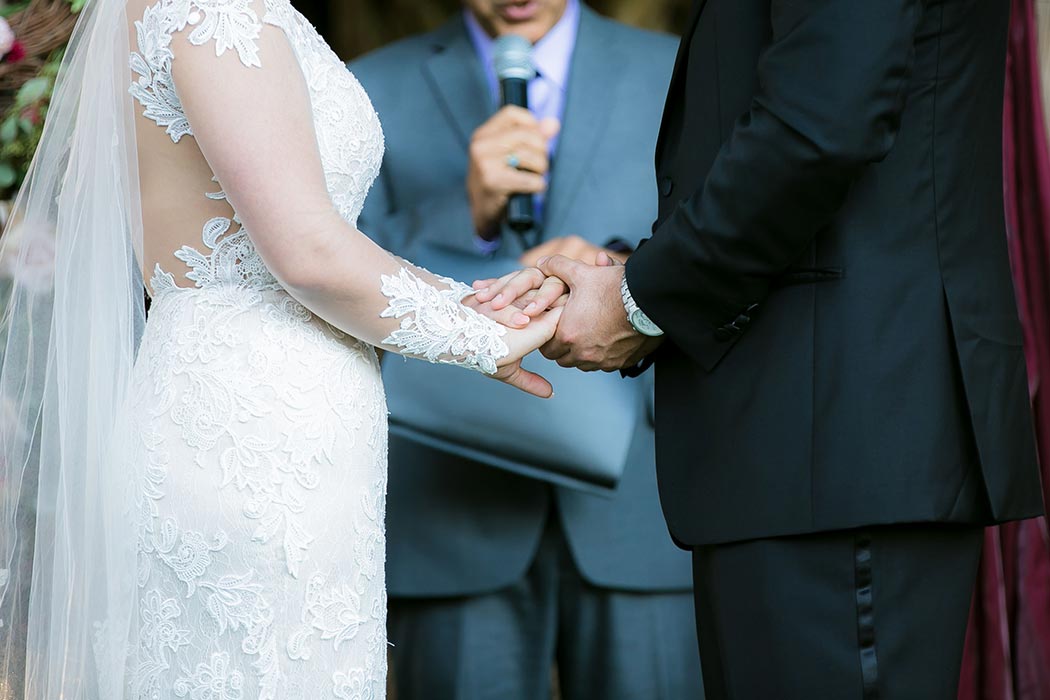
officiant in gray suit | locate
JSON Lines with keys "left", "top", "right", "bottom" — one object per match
{"left": 352, "top": 2, "right": 701, "bottom": 698}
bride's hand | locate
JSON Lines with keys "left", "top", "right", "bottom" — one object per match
{"left": 492, "top": 306, "right": 563, "bottom": 398}
{"left": 463, "top": 267, "right": 568, "bottom": 329}
{"left": 472, "top": 266, "right": 569, "bottom": 318}
{"left": 468, "top": 250, "right": 618, "bottom": 329}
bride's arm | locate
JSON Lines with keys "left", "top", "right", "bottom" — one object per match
{"left": 168, "top": 2, "right": 557, "bottom": 395}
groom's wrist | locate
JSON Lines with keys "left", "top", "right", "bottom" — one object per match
{"left": 621, "top": 272, "right": 664, "bottom": 337}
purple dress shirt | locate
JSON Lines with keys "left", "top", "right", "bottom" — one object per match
{"left": 465, "top": 0, "right": 580, "bottom": 254}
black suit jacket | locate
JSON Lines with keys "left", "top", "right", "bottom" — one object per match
{"left": 625, "top": 0, "right": 1045, "bottom": 546}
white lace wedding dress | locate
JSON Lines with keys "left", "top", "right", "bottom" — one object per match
{"left": 121, "top": 1, "right": 509, "bottom": 698}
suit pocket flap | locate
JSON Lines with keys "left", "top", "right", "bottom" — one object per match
{"left": 773, "top": 267, "right": 844, "bottom": 287}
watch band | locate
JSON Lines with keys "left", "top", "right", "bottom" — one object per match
{"left": 621, "top": 273, "right": 664, "bottom": 337}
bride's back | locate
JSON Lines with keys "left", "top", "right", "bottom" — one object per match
{"left": 126, "top": 0, "right": 238, "bottom": 294}
{"left": 125, "top": 0, "right": 383, "bottom": 298}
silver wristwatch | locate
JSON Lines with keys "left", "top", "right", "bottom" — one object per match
{"left": 620, "top": 273, "right": 664, "bottom": 337}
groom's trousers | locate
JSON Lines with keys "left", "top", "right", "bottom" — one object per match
{"left": 692, "top": 524, "right": 983, "bottom": 700}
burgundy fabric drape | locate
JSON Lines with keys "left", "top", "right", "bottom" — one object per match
{"left": 958, "top": 1, "right": 1050, "bottom": 698}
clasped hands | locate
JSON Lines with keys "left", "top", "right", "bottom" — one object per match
{"left": 465, "top": 252, "right": 662, "bottom": 388}
{"left": 461, "top": 105, "right": 659, "bottom": 395}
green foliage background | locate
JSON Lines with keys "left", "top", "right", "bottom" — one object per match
{"left": 0, "top": 0, "right": 82, "bottom": 197}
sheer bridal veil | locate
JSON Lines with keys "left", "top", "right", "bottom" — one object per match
{"left": 0, "top": 0, "right": 145, "bottom": 696}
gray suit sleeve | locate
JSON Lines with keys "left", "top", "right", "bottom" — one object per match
{"left": 358, "top": 165, "right": 480, "bottom": 257}
{"left": 359, "top": 167, "right": 537, "bottom": 292}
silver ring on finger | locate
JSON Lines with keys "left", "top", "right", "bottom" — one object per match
{"left": 506, "top": 153, "right": 521, "bottom": 169}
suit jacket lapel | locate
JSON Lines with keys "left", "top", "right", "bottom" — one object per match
{"left": 423, "top": 17, "right": 492, "bottom": 149}
{"left": 655, "top": 0, "right": 709, "bottom": 165}
{"left": 544, "top": 8, "right": 627, "bottom": 237}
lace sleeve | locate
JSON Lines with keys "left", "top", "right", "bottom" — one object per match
{"left": 160, "top": 0, "right": 511, "bottom": 374}
{"left": 130, "top": 0, "right": 266, "bottom": 143}
{"left": 379, "top": 268, "right": 508, "bottom": 375}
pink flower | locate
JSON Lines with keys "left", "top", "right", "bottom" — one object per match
{"left": 0, "top": 18, "right": 15, "bottom": 59}
{"left": 7, "top": 41, "right": 25, "bottom": 64}
{"left": 19, "top": 105, "right": 39, "bottom": 126}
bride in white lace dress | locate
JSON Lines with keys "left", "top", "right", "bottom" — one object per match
{"left": 0, "top": 0, "right": 562, "bottom": 698}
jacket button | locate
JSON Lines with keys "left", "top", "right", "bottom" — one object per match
{"left": 659, "top": 177, "right": 674, "bottom": 197}
{"left": 713, "top": 304, "right": 760, "bottom": 343}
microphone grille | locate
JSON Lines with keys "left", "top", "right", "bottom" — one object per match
{"left": 493, "top": 34, "right": 535, "bottom": 82}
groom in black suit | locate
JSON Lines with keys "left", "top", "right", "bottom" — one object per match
{"left": 484, "top": 0, "right": 1046, "bottom": 697}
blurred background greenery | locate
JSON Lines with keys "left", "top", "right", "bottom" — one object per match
{"left": 295, "top": 0, "right": 694, "bottom": 60}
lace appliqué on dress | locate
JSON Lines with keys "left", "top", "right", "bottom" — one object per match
{"left": 133, "top": 0, "right": 385, "bottom": 296}
{"left": 174, "top": 651, "right": 246, "bottom": 700}
{"left": 127, "top": 1, "right": 392, "bottom": 696}
{"left": 130, "top": 0, "right": 263, "bottom": 143}
{"left": 380, "top": 267, "right": 509, "bottom": 375}
{"left": 150, "top": 184, "right": 281, "bottom": 295}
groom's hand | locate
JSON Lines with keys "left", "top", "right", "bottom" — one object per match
{"left": 520, "top": 235, "right": 628, "bottom": 268}
{"left": 536, "top": 255, "right": 661, "bottom": 372}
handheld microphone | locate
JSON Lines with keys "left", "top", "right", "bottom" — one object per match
{"left": 493, "top": 34, "right": 536, "bottom": 233}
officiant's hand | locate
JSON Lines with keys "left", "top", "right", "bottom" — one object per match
{"left": 520, "top": 235, "right": 628, "bottom": 268}
{"left": 468, "top": 107, "right": 560, "bottom": 239}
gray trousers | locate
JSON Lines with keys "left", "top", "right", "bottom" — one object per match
{"left": 388, "top": 518, "right": 704, "bottom": 700}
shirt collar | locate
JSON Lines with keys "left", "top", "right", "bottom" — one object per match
{"left": 464, "top": 0, "right": 580, "bottom": 97}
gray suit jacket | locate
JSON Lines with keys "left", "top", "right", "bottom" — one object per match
{"left": 352, "top": 7, "right": 688, "bottom": 596}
